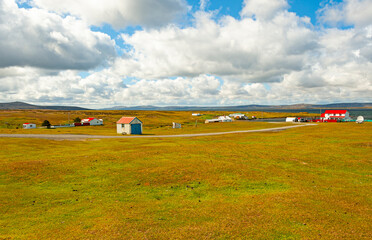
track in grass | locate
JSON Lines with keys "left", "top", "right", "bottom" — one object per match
{"left": 0, "top": 124, "right": 316, "bottom": 140}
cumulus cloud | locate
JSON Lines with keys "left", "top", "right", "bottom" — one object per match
{"left": 0, "top": 69, "right": 127, "bottom": 107}
{"left": 1, "top": 0, "right": 372, "bottom": 106}
{"left": 29, "top": 0, "right": 188, "bottom": 29}
{"left": 0, "top": 0, "right": 116, "bottom": 70}
{"left": 114, "top": 10, "right": 317, "bottom": 82}
{"left": 240, "top": 0, "right": 288, "bottom": 20}
{"left": 318, "top": 0, "right": 372, "bottom": 27}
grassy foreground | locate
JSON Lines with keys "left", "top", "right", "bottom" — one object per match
{"left": 0, "top": 122, "right": 371, "bottom": 239}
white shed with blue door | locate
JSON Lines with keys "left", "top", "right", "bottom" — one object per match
{"left": 116, "top": 117, "right": 143, "bottom": 135}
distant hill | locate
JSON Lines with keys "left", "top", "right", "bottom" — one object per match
{"left": 0, "top": 102, "right": 90, "bottom": 110}
{"left": 102, "top": 103, "right": 372, "bottom": 111}
{"left": 1, "top": 101, "right": 371, "bottom": 111}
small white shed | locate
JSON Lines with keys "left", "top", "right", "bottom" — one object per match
{"left": 23, "top": 123, "right": 36, "bottom": 129}
{"left": 286, "top": 117, "right": 296, "bottom": 122}
{"left": 116, "top": 117, "right": 143, "bottom": 135}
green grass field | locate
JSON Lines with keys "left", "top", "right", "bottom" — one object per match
{"left": 0, "top": 111, "right": 371, "bottom": 239}
{"left": 0, "top": 110, "right": 317, "bottom": 135}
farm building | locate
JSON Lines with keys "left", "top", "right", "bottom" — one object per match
{"left": 286, "top": 117, "right": 297, "bottom": 122}
{"left": 172, "top": 122, "right": 181, "bottom": 129}
{"left": 219, "top": 116, "right": 232, "bottom": 122}
{"left": 23, "top": 123, "right": 36, "bottom": 129}
{"left": 116, "top": 117, "right": 143, "bottom": 135}
{"left": 321, "top": 110, "right": 351, "bottom": 121}
{"left": 205, "top": 119, "right": 221, "bottom": 123}
{"left": 81, "top": 118, "right": 103, "bottom": 126}
{"left": 205, "top": 116, "right": 232, "bottom": 123}
{"left": 192, "top": 113, "right": 201, "bottom": 116}
{"left": 229, "top": 113, "right": 246, "bottom": 118}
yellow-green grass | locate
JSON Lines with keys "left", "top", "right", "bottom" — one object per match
{"left": 0, "top": 110, "right": 317, "bottom": 135}
{"left": 0, "top": 122, "right": 371, "bottom": 239}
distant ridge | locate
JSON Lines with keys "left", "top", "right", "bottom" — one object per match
{"left": 0, "top": 102, "right": 90, "bottom": 110}
{"left": 1, "top": 101, "right": 371, "bottom": 111}
{"left": 102, "top": 102, "right": 372, "bottom": 111}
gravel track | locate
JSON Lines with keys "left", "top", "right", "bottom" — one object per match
{"left": 0, "top": 124, "right": 316, "bottom": 140}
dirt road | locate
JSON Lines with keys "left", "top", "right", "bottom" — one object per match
{"left": 0, "top": 124, "right": 316, "bottom": 140}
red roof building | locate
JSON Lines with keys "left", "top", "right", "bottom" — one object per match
{"left": 23, "top": 123, "right": 36, "bottom": 129}
{"left": 324, "top": 110, "right": 348, "bottom": 115}
{"left": 322, "top": 110, "right": 350, "bottom": 121}
{"left": 116, "top": 117, "right": 142, "bottom": 135}
{"left": 81, "top": 117, "right": 103, "bottom": 126}
{"left": 116, "top": 117, "right": 136, "bottom": 124}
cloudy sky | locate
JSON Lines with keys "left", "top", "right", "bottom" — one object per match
{"left": 1, "top": 0, "right": 371, "bottom": 108}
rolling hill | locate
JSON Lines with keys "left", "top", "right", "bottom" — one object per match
{"left": 0, "top": 102, "right": 90, "bottom": 110}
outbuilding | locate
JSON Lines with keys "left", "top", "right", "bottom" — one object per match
{"left": 23, "top": 123, "right": 36, "bottom": 129}
{"left": 116, "top": 117, "right": 143, "bottom": 135}
{"left": 81, "top": 118, "right": 103, "bottom": 126}
{"left": 285, "top": 117, "right": 297, "bottom": 122}
{"left": 205, "top": 116, "right": 232, "bottom": 123}
{"left": 229, "top": 113, "right": 245, "bottom": 118}
{"left": 323, "top": 110, "right": 351, "bottom": 121}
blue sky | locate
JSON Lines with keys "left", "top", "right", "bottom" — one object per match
{"left": 1, "top": 0, "right": 372, "bottom": 107}
{"left": 91, "top": 0, "right": 331, "bottom": 42}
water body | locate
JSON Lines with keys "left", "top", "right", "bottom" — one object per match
{"left": 246, "top": 109, "right": 372, "bottom": 119}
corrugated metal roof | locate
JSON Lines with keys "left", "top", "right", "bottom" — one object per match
{"left": 81, "top": 118, "right": 96, "bottom": 122}
{"left": 117, "top": 117, "right": 136, "bottom": 124}
{"left": 324, "top": 110, "right": 347, "bottom": 114}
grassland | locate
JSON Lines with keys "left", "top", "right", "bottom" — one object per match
{"left": 0, "top": 110, "right": 371, "bottom": 239}
{"left": 0, "top": 110, "right": 317, "bottom": 136}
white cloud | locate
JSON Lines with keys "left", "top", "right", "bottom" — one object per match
{"left": 1, "top": 0, "right": 372, "bottom": 106}
{"left": 0, "top": 0, "right": 116, "bottom": 70}
{"left": 199, "top": 0, "right": 209, "bottom": 11}
{"left": 318, "top": 0, "right": 372, "bottom": 27}
{"left": 240, "top": 0, "right": 288, "bottom": 20}
{"left": 114, "top": 11, "right": 316, "bottom": 82}
{"left": 30, "top": 0, "right": 188, "bottom": 29}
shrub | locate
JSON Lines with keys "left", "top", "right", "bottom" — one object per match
{"left": 73, "top": 117, "right": 81, "bottom": 123}
{"left": 42, "top": 120, "right": 51, "bottom": 128}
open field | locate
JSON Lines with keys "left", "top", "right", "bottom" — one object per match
{"left": 0, "top": 110, "right": 318, "bottom": 136}
{"left": 0, "top": 114, "right": 371, "bottom": 239}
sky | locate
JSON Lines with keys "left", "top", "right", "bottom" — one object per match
{"left": 0, "top": 0, "right": 371, "bottom": 108}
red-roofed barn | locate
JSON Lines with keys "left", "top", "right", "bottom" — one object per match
{"left": 81, "top": 118, "right": 103, "bottom": 126}
{"left": 23, "top": 123, "right": 36, "bottom": 129}
{"left": 116, "top": 117, "right": 142, "bottom": 135}
{"left": 323, "top": 110, "right": 350, "bottom": 120}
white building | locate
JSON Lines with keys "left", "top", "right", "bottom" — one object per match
{"left": 218, "top": 116, "right": 232, "bottom": 122}
{"left": 286, "top": 117, "right": 297, "bottom": 122}
{"left": 172, "top": 122, "right": 182, "bottom": 129}
{"left": 116, "top": 117, "right": 143, "bottom": 135}
{"left": 192, "top": 113, "right": 201, "bottom": 116}
{"left": 205, "top": 119, "right": 220, "bottom": 123}
{"left": 205, "top": 116, "right": 232, "bottom": 123}
{"left": 81, "top": 118, "right": 103, "bottom": 126}
{"left": 322, "top": 110, "right": 351, "bottom": 120}
{"left": 229, "top": 113, "right": 245, "bottom": 118}
{"left": 23, "top": 123, "right": 36, "bottom": 129}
